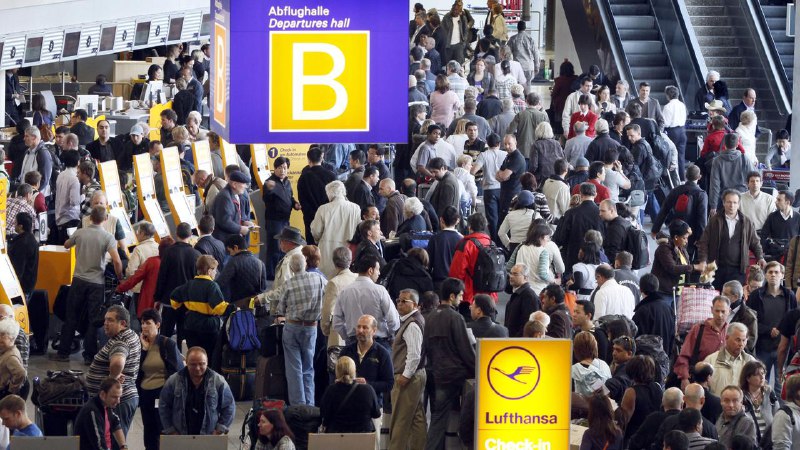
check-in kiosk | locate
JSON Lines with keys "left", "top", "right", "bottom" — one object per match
{"left": 0, "top": 213, "right": 31, "bottom": 333}
{"left": 250, "top": 144, "right": 271, "bottom": 189}
{"left": 159, "top": 146, "right": 197, "bottom": 230}
{"left": 220, "top": 138, "right": 240, "bottom": 169}
{"left": 133, "top": 154, "right": 170, "bottom": 239}
{"left": 97, "top": 161, "right": 138, "bottom": 249}
{"left": 192, "top": 140, "right": 214, "bottom": 176}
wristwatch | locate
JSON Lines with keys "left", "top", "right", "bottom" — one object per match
{"left": 120, "top": 445, "right": 128, "bottom": 449}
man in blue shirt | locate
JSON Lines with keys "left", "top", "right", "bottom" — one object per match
{"left": 0, "top": 394, "right": 43, "bottom": 441}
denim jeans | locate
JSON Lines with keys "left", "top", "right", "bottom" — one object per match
{"left": 114, "top": 395, "right": 139, "bottom": 439}
{"left": 425, "top": 381, "right": 464, "bottom": 450}
{"left": 483, "top": 189, "right": 500, "bottom": 244}
{"left": 282, "top": 323, "right": 317, "bottom": 406}
{"left": 666, "top": 126, "right": 687, "bottom": 181}
{"left": 758, "top": 349, "right": 781, "bottom": 393}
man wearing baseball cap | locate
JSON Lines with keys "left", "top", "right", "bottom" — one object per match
{"left": 115, "top": 123, "right": 149, "bottom": 173}
{"left": 211, "top": 170, "right": 253, "bottom": 245}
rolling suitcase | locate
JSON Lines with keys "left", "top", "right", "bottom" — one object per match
{"left": 28, "top": 289, "right": 49, "bottom": 355}
{"left": 222, "top": 349, "right": 258, "bottom": 401}
{"left": 254, "top": 355, "right": 288, "bottom": 401}
{"left": 259, "top": 323, "right": 284, "bottom": 358}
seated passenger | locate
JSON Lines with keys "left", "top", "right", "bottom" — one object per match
{"left": 0, "top": 394, "right": 42, "bottom": 440}
{"left": 0, "top": 318, "right": 25, "bottom": 397}
{"left": 319, "top": 356, "right": 381, "bottom": 433}
{"left": 255, "top": 409, "right": 296, "bottom": 450}
{"left": 75, "top": 378, "right": 129, "bottom": 450}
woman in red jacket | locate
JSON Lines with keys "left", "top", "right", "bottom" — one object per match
{"left": 117, "top": 237, "right": 174, "bottom": 318}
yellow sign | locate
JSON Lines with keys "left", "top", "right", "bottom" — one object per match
{"left": 192, "top": 140, "right": 214, "bottom": 176}
{"left": 477, "top": 339, "right": 572, "bottom": 449}
{"left": 213, "top": 22, "right": 228, "bottom": 128}
{"left": 269, "top": 31, "right": 369, "bottom": 132}
{"left": 159, "top": 146, "right": 197, "bottom": 229}
{"left": 265, "top": 144, "right": 309, "bottom": 236}
{"left": 98, "top": 161, "right": 138, "bottom": 248}
{"left": 148, "top": 101, "right": 174, "bottom": 142}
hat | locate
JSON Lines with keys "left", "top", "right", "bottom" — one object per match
{"left": 516, "top": 190, "right": 534, "bottom": 208}
{"left": 274, "top": 226, "right": 306, "bottom": 246}
{"left": 130, "top": 124, "right": 144, "bottom": 136}
{"left": 575, "top": 157, "right": 590, "bottom": 169}
{"left": 229, "top": 170, "right": 251, "bottom": 184}
{"left": 705, "top": 100, "right": 727, "bottom": 113}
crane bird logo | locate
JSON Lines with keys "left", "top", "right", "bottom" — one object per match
{"left": 491, "top": 365, "right": 537, "bottom": 384}
{"left": 487, "top": 346, "right": 541, "bottom": 400}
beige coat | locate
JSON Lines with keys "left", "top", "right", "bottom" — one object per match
{"left": 311, "top": 196, "right": 361, "bottom": 279}
{"left": 0, "top": 347, "right": 25, "bottom": 394}
{"left": 320, "top": 268, "right": 359, "bottom": 348}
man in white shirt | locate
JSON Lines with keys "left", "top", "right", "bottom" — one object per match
{"left": 592, "top": 264, "right": 635, "bottom": 319}
{"left": 562, "top": 77, "right": 596, "bottom": 134}
{"left": 663, "top": 85, "right": 689, "bottom": 180}
{"left": 703, "top": 322, "right": 755, "bottom": 395}
{"left": 739, "top": 171, "right": 776, "bottom": 231}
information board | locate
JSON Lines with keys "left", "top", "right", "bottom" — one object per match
{"left": 97, "top": 161, "right": 137, "bottom": 247}
{"left": 250, "top": 144, "right": 271, "bottom": 189}
{"left": 210, "top": 0, "right": 407, "bottom": 144}
{"left": 476, "top": 339, "right": 572, "bottom": 449}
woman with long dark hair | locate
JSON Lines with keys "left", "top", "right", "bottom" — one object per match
{"left": 255, "top": 409, "right": 296, "bottom": 450}
{"left": 30, "top": 93, "right": 53, "bottom": 127}
{"left": 580, "top": 392, "right": 623, "bottom": 449}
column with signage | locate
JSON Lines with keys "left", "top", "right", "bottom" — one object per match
{"left": 159, "top": 146, "right": 197, "bottom": 230}
{"left": 250, "top": 144, "right": 271, "bottom": 189}
{"left": 133, "top": 153, "right": 170, "bottom": 239}
{"left": 98, "top": 161, "right": 138, "bottom": 249}
{"left": 477, "top": 339, "right": 572, "bottom": 449}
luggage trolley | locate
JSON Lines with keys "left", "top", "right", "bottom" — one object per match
{"left": 32, "top": 371, "right": 89, "bottom": 436}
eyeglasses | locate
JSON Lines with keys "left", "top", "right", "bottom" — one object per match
{"left": 396, "top": 298, "right": 414, "bottom": 304}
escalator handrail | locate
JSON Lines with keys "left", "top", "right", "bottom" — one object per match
{"left": 595, "top": 0, "right": 636, "bottom": 93}
{"left": 740, "top": 0, "right": 792, "bottom": 114}
{"left": 647, "top": 0, "right": 683, "bottom": 99}
{"left": 663, "top": 0, "right": 709, "bottom": 103}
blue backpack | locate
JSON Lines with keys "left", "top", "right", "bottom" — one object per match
{"left": 227, "top": 309, "right": 261, "bottom": 352}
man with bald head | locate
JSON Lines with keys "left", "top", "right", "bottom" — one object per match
{"left": 653, "top": 383, "right": 719, "bottom": 448}
{"left": 339, "top": 314, "right": 394, "bottom": 448}
{"left": 378, "top": 178, "right": 406, "bottom": 237}
{"left": 629, "top": 387, "right": 683, "bottom": 450}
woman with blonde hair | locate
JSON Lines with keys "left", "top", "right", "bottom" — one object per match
{"left": 446, "top": 118, "right": 470, "bottom": 154}
{"left": 572, "top": 331, "right": 612, "bottom": 396}
{"left": 319, "top": 356, "right": 381, "bottom": 433}
{"left": 531, "top": 121, "right": 565, "bottom": 181}
{"left": 736, "top": 110, "right": 758, "bottom": 168}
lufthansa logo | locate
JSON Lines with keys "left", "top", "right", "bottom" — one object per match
{"left": 487, "top": 346, "right": 541, "bottom": 400}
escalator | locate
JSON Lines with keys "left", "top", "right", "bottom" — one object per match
{"left": 760, "top": 2, "right": 793, "bottom": 84}
{"left": 684, "top": 0, "right": 791, "bottom": 136}
{"left": 559, "top": 0, "right": 704, "bottom": 109}
{"left": 608, "top": 0, "right": 677, "bottom": 104}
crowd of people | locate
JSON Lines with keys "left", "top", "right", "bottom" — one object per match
{"left": 2, "top": 1, "right": 800, "bottom": 450}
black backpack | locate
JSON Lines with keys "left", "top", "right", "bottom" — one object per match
{"left": 468, "top": 237, "right": 506, "bottom": 293}
{"left": 625, "top": 225, "right": 650, "bottom": 270}
{"left": 649, "top": 133, "right": 670, "bottom": 177}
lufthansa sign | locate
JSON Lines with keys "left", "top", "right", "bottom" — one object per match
{"left": 477, "top": 339, "right": 572, "bottom": 449}
{"left": 211, "top": 0, "right": 407, "bottom": 144}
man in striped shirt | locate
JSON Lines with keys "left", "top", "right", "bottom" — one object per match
{"left": 86, "top": 305, "right": 141, "bottom": 438}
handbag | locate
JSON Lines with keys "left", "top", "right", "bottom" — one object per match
{"left": 35, "top": 112, "right": 55, "bottom": 142}
{"left": 318, "top": 382, "right": 358, "bottom": 433}
{"left": 677, "top": 285, "right": 718, "bottom": 334}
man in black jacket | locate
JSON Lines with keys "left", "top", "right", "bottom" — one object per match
{"left": 154, "top": 222, "right": 200, "bottom": 341}
{"left": 632, "top": 274, "right": 676, "bottom": 355}
{"left": 504, "top": 264, "right": 540, "bottom": 337}
{"left": 553, "top": 182, "right": 603, "bottom": 270}
{"left": 426, "top": 206, "right": 462, "bottom": 288}
{"left": 542, "top": 284, "right": 572, "bottom": 339}
{"left": 297, "top": 146, "right": 336, "bottom": 244}
{"left": 352, "top": 166, "right": 378, "bottom": 212}
{"left": 7, "top": 212, "right": 38, "bottom": 297}
{"left": 467, "top": 295, "right": 508, "bottom": 339}
{"left": 573, "top": 300, "right": 610, "bottom": 363}
{"left": 720, "top": 280, "right": 758, "bottom": 355}
{"left": 584, "top": 119, "right": 619, "bottom": 162}
{"left": 599, "top": 199, "right": 628, "bottom": 263}
{"left": 75, "top": 378, "right": 128, "bottom": 450}
{"left": 652, "top": 382, "right": 719, "bottom": 450}
{"left": 69, "top": 109, "right": 95, "bottom": 146}
{"left": 614, "top": 251, "right": 641, "bottom": 306}
{"left": 216, "top": 235, "right": 268, "bottom": 304}
{"left": 651, "top": 164, "right": 708, "bottom": 257}
{"left": 628, "top": 387, "right": 683, "bottom": 450}
{"left": 367, "top": 145, "right": 390, "bottom": 213}
{"left": 424, "top": 278, "right": 475, "bottom": 450}
{"left": 195, "top": 215, "right": 227, "bottom": 270}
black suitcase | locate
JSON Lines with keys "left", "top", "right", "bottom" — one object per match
{"left": 52, "top": 285, "right": 70, "bottom": 322}
{"left": 259, "top": 323, "right": 284, "bottom": 358}
{"left": 222, "top": 349, "right": 258, "bottom": 401}
{"left": 254, "top": 355, "right": 288, "bottom": 401}
{"left": 28, "top": 289, "right": 49, "bottom": 355}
